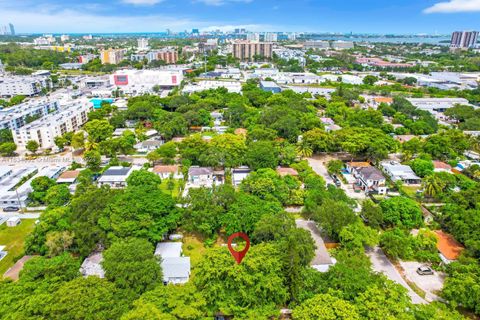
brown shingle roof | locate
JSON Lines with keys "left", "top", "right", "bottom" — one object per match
{"left": 153, "top": 165, "right": 179, "bottom": 174}
{"left": 433, "top": 161, "right": 452, "bottom": 170}
{"left": 434, "top": 230, "right": 464, "bottom": 261}
{"left": 58, "top": 170, "right": 81, "bottom": 179}
{"left": 276, "top": 167, "right": 298, "bottom": 176}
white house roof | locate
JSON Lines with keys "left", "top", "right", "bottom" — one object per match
{"left": 161, "top": 257, "right": 190, "bottom": 279}
{"left": 155, "top": 242, "right": 182, "bottom": 258}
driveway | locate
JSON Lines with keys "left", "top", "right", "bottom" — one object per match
{"left": 366, "top": 246, "right": 426, "bottom": 304}
{"left": 399, "top": 261, "right": 445, "bottom": 302}
{"left": 307, "top": 156, "right": 365, "bottom": 201}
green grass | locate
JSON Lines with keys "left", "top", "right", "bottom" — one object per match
{"left": 402, "top": 186, "right": 420, "bottom": 198}
{"left": 0, "top": 219, "right": 36, "bottom": 276}
{"left": 159, "top": 179, "right": 182, "bottom": 198}
{"left": 182, "top": 235, "right": 207, "bottom": 269}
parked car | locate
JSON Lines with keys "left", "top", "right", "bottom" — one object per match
{"left": 3, "top": 207, "right": 19, "bottom": 212}
{"left": 416, "top": 266, "right": 434, "bottom": 275}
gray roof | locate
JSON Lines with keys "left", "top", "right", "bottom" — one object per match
{"left": 161, "top": 257, "right": 190, "bottom": 279}
{"left": 102, "top": 167, "right": 131, "bottom": 176}
{"left": 155, "top": 242, "right": 182, "bottom": 258}
{"left": 357, "top": 166, "right": 385, "bottom": 181}
{"left": 188, "top": 166, "right": 213, "bottom": 176}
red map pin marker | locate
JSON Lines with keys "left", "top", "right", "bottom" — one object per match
{"left": 227, "top": 232, "right": 250, "bottom": 264}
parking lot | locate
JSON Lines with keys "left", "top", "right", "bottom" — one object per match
{"left": 400, "top": 261, "right": 445, "bottom": 301}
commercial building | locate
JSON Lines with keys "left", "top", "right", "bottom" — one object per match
{"left": 406, "top": 97, "right": 471, "bottom": 113}
{"left": 0, "top": 99, "right": 60, "bottom": 130}
{"left": 450, "top": 31, "right": 478, "bottom": 49}
{"left": 304, "top": 40, "right": 330, "bottom": 50}
{"left": 380, "top": 161, "right": 421, "bottom": 185}
{"left": 110, "top": 69, "right": 184, "bottom": 95}
{"left": 100, "top": 48, "right": 126, "bottom": 65}
{"left": 9, "top": 23, "right": 15, "bottom": 36}
{"left": 232, "top": 41, "right": 273, "bottom": 61}
{"left": 182, "top": 80, "right": 242, "bottom": 94}
{"left": 331, "top": 40, "right": 354, "bottom": 50}
{"left": 12, "top": 99, "right": 92, "bottom": 150}
{"left": 0, "top": 76, "right": 51, "bottom": 97}
{"left": 260, "top": 81, "right": 281, "bottom": 93}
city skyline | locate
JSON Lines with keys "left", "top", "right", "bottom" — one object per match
{"left": 0, "top": 0, "right": 480, "bottom": 34}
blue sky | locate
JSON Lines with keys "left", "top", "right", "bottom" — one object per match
{"left": 0, "top": 0, "right": 479, "bottom": 34}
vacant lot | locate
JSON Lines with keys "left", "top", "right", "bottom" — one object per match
{"left": 0, "top": 219, "right": 36, "bottom": 276}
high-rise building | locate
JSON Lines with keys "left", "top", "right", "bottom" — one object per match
{"left": 246, "top": 33, "right": 260, "bottom": 42}
{"left": 137, "top": 38, "right": 149, "bottom": 51}
{"left": 232, "top": 41, "right": 273, "bottom": 61}
{"left": 8, "top": 23, "right": 15, "bottom": 36}
{"left": 100, "top": 49, "right": 125, "bottom": 65}
{"left": 60, "top": 34, "right": 70, "bottom": 42}
{"left": 450, "top": 31, "right": 479, "bottom": 49}
{"left": 264, "top": 33, "right": 278, "bottom": 42}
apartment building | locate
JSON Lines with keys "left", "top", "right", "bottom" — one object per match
{"left": 138, "top": 38, "right": 149, "bottom": 51}
{"left": 246, "top": 33, "right": 260, "bottom": 42}
{"left": 0, "top": 99, "right": 60, "bottom": 130}
{"left": 131, "top": 49, "right": 178, "bottom": 64}
{"left": 304, "top": 40, "right": 330, "bottom": 50}
{"left": 264, "top": 32, "right": 278, "bottom": 42}
{"left": 110, "top": 69, "right": 184, "bottom": 95}
{"left": 0, "top": 76, "right": 51, "bottom": 97}
{"left": 232, "top": 41, "right": 273, "bottom": 61}
{"left": 100, "top": 48, "right": 126, "bottom": 65}
{"left": 13, "top": 99, "right": 92, "bottom": 150}
{"left": 450, "top": 31, "right": 479, "bottom": 49}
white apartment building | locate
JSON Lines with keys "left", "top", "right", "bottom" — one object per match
{"left": 60, "top": 34, "right": 70, "bottom": 42}
{"left": 182, "top": 80, "right": 242, "bottom": 94}
{"left": 264, "top": 32, "right": 278, "bottom": 42}
{"left": 137, "top": 38, "right": 149, "bottom": 51}
{"left": 13, "top": 99, "right": 92, "bottom": 150}
{"left": 110, "top": 69, "right": 184, "bottom": 95}
{"left": 0, "top": 99, "right": 60, "bottom": 130}
{"left": 246, "top": 33, "right": 260, "bottom": 42}
{"left": 0, "top": 76, "right": 51, "bottom": 97}
{"left": 331, "top": 41, "right": 354, "bottom": 50}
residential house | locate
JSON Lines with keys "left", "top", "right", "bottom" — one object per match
{"left": 395, "top": 135, "right": 417, "bottom": 144}
{"left": 232, "top": 166, "right": 251, "bottom": 186}
{"left": 381, "top": 161, "right": 422, "bottom": 185}
{"left": 347, "top": 162, "right": 386, "bottom": 194}
{"left": 276, "top": 167, "right": 299, "bottom": 177}
{"left": 434, "top": 230, "right": 464, "bottom": 264}
{"left": 153, "top": 165, "right": 183, "bottom": 180}
{"left": 56, "top": 170, "right": 81, "bottom": 184}
{"left": 188, "top": 166, "right": 214, "bottom": 187}
{"left": 134, "top": 138, "right": 164, "bottom": 153}
{"left": 154, "top": 242, "right": 190, "bottom": 284}
{"left": 97, "top": 166, "right": 139, "bottom": 188}
{"left": 433, "top": 160, "right": 452, "bottom": 173}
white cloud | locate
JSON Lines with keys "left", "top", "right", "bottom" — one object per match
{"left": 424, "top": 0, "right": 480, "bottom": 13}
{"left": 201, "top": 24, "right": 274, "bottom": 32}
{"left": 122, "top": 0, "right": 163, "bottom": 5}
{"left": 195, "top": 0, "right": 253, "bottom": 6}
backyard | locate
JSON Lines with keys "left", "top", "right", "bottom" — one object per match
{"left": 0, "top": 219, "right": 36, "bottom": 276}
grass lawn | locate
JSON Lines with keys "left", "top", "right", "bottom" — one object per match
{"left": 182, "top": 234, "right": 208, "bottom": 269}
{"left": 159, "top": 179, "right": 182, "bottom": 198}
{"left": 402, "top": 186, "right": 420, "bottom": 198}
{"left": 0, "top": 219, "right": 36, "bottom": 276}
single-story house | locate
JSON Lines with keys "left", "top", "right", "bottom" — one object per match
{"left": 154, "top": 242, "right": 190, "bottom": 284}
{"left": 97, "top": 166, "right": 139, "bottom": 188}
{"left": 56, "top": 170, "right": 81, "bottom": 184}
{"left": 380, "top": 161, "right": 422, "bottom": 185}
{"left": 232, "top": 166, "right": 251, "bottom": 186}
{"left": 152, "top": 165, "right": 183, "bottom": 180}
{"left": 433, "top": 160, "right": 452, "bottom": 173}
{"left": 395, "top": 135, "right": 417, "bottom": 144}
{"left": 134, "top": 139, "right": 164, "bottom": 153}
{"left": 348, "top": 163, "right": 387, "bottom": 195}
{"left": 80, "top": 252, "right": 105, "bottom": 278}
{"left": 276, "top": 167, "right": 299, "bottom": 177}
{"left": 260, "top": 81, "right": 281, "bottom": 93}
{"left": 434, "top": 230, "right": 464, "bottom": 264}
{"left": 188, "top": 166, "right": 214, "bottom": 187}
{"left": 320, "top": 117, "right": 335, "bottom": 126}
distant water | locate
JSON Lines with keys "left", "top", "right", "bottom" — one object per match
{"left": 303, "top": 35, "right": 451, "bottom": 45}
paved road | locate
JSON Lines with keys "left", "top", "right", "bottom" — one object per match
{"left": 366, "top": 246, "right": 426, "bottom": 304}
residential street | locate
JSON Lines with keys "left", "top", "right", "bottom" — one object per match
{"left": 366, "top": 246, "right": 426, "bottom": 304}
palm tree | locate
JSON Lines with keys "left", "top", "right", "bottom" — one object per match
{"left": 296, "top": 141, "right": 313, "bottom": 159}
{"left": 422, "top": 175, "right": 443, "bottom": 198}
